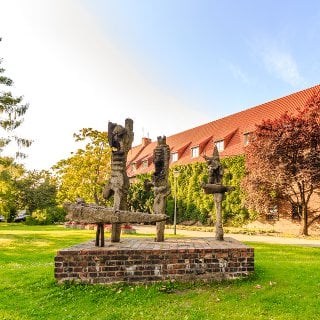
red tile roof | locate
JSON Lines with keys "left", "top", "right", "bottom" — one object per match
{"left": 127, "top": 84, "right": 320, "bottom": 177}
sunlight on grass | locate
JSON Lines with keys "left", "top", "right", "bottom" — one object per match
{"left": 0, "top": 238, "right": 14, "bottom": 246}
{"left": 0, "top": 224, "right": 320, "bottom": 319}
{"left": 9, "top": 261, "right": 54, "bottom": 268}
{"left": 32, "top": 240, "right": 52, "bottom": 247}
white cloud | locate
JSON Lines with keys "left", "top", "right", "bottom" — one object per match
{"left": 0, "top": 0, "right": 207, "bottom": 170}
{"left": 228, "top": 63, "right": 252, "bottom": 85}
{"left": 261, "top": 46, "right": 305, "bottom": 87}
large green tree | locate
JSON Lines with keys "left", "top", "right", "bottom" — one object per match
{"left": 0, "top": 38, "right": 32, "bottom": 158}
{"left": 53, "top": 128, "right": 111, "bottom": 205}
{"left": 243, "top": 91, "right": 320, "bottom": 235}
{"left": 0, "top": 157, "right": 60, "bottom": 220}
{"left": 15, "top": 170, "right": 57, "bottom": 213}
{"left": 0, "top": 156, "right": 25, "bottom": 219}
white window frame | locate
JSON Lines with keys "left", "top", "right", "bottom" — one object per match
{"left": 243, "top": 132, "right": 251, "bottom": 146}
{"left": 191, "top": 146, "right": 199, "bottom": 158}
{"left": 142, "top": 160, "right": 148, "bottom": 168}
{"left": 171, "top": 152, "right": 178, "bottom": 162}
{"left": 215, "top": 140, "right": 224, "bottom": 152}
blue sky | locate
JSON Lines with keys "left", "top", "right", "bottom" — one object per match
{"left": 0, "top": 0, "right": 319, "bottom": 170}
{"left": 87, "top": 0, "right": 319, "bottom": 109}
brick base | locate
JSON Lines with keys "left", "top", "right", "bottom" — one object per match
{"left": 54, "top": 237, "right": 254, "bottom": 284}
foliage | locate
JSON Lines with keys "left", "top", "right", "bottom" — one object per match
{"left": 0, "top": 156, "right": 25, "bottom": 220}
{"left": 0, "top": 39, "right": 32, "bottom": 158}
{"left": 221, "top": 156, "right": 252, "bottom": 225}
{"left": 128, "top": 174, "right": 154, "bottom": 213}
{"left": 1, "top": 224, "right": 320, "bottom": 319}
{"left": 0, "top": 156, "right": 61, "bottom": 221}
{"left": 26, "top": 207, "right": 66, "bottom": 225}
{"left": 129, "top": 156, "right": 248, "bottom": 226}
{"left": 15, "top": 169, "right": 57, "bottom": 213}
{"left": 243, "top": 91, "right": 320, "bottom": 235}
{"left": 168, "top": 163, "right": 214, "bottom": 224}
{"left": 171, "top": 158, "right": 248, "bottom": 225}
{"left": 53, "top": 128, "right": 111, "bottom": 205}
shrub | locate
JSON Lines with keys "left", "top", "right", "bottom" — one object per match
{"left": 26, "top": 207, "right": 67, "bottom": 225}
{"left": 46, "top": 207, "right": 67, "bottom": 223}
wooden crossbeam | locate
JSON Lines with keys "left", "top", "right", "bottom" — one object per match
{"left": 201, "top": 183, "right": 235, "bottom": 194}
{"left": 64, "top": 203, "right": 168, "bottom": 224}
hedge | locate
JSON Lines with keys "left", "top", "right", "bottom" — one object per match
{"left": 128, "top": 155, "right": 251, "bottom": 226}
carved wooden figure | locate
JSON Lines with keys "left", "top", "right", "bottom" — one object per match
{"left": 203, "top": 146, "right": 224, "bottom": 185}
{"left": 145, "top": 136, "right": 171, "bottom": 241}
{"left": 64, "top": 119, "right": 170, "bottom": 247}
{"left": 201, "top": 145, "right": 234, "bottom": 241}
{"left": 103, "top": 118, "right": 134, "bottom": 243}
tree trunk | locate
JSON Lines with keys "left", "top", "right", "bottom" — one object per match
{"left": 301, "top": 204, "right": 309, "bottom": 236}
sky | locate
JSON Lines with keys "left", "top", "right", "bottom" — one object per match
{"left": 0, "top": 0, "right": 320, "bottom": 171}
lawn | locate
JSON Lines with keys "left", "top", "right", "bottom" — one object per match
{"left": 0, "top": 224, "right": 320, "bottom": 320}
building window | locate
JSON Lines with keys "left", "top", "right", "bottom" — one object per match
{"left": 243, "top": 132, "right": 251, "bottom": 146}
{"left": 142, "top": 160, "right": 148, "bottom": 168}
{"left": 215, "top": 140, "right": 224, "bottom": 152}
{"left": 191, "top": 147, "right": 199, "bottom": 158}
{"left": 172, "top": 152, "right": 178, "bottom": 162}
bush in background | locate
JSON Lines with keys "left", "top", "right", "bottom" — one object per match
{"left": 26, "top": 207, "right": 66, "bottom": 225}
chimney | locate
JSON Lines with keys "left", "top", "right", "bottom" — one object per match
{"left": 142, "top": 137, "right": 151, "bottom": 147}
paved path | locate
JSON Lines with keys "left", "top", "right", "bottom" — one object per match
{"left": 133, "top": 225, "right": 320, "bottom": 247}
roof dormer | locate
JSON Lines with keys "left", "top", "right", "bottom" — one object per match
{"left": 214, "top": 129, "right": 239, "bottom": 152}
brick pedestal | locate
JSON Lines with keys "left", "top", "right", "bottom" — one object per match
{"left": 55, "top": 237, "right": 254, "bottom": 284}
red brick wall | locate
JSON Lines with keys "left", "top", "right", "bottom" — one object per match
{"left": 55, "top": 238, "right": 254, "bottom": 284}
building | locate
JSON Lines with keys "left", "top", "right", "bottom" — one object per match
{"left": 126, "top": 84, "right": 320, "bottom": 234}
{"left": 127, "top": 84, "right": 320, "bottom": 178}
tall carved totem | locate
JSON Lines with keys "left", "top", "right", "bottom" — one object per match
{"left": 103, "top": 118, "right": 134, "bottom": 242}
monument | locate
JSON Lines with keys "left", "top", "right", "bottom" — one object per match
{"left": 201, "top": 145, "right": 235, "bottom": 241}
{"left": 55, "top": 119, "right": 254, "bottom": 285}
{"left": 102, "top": 119, "right": 134, "bottom": 242}
{"left": 63, "top": 119, "right": 167, "bottom": 246}
{"left": 144, "top": 136, "right": 171, "bottom": 242}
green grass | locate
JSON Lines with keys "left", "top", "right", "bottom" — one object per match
{"left": 1, "top": 224, "right": 320, "bottom": 320}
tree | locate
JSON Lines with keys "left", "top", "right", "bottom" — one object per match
{"left": 0, "top": 156, "right": 61, "bottom": 222}
{"left": 128, "top": 174, "right": 154, "bottom": 213}
{"left": 0, "top": 156, "right": 25, "bottom": 220}
{"left": 15, "top": 170, "right": 57, "bottom": 213}
{"left": 53, "top": 128, "right": 111, "bottom": 205}
{"left": 0, "top": 38, "right": 32, "bottom": 158}
{"left": 243, "top": 91, "right": 320, "bottom": 235}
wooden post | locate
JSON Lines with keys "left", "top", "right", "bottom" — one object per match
{"left": 111, "top": 223, "right": 121, "bottom": 243}
{"left": 95, "top": 223, "right": 100, "bottom": 246}
{"left": 214, "top": 193, "right": 224, "bottom": 241}
{"left": 100, "top": 223, "right": 105, "bottom": 247}
{"left": 156, "top": 221, "right": 165, "bottom": 242}
{"left": 95, "top": 223, "right": 105, "bottom": 247}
